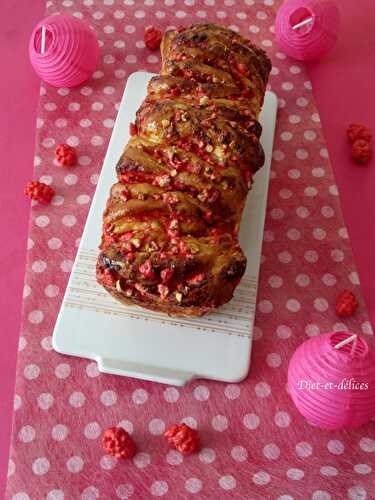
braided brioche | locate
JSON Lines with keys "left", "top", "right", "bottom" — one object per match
{"left": 96, "top": 23, "right": 271, "bottom": 317}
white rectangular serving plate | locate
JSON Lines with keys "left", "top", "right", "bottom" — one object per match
{"left": 52, "top": 72, "right": 277, "bottom": 386}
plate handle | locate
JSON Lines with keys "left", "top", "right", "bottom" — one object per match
{"left": 97, "top": 357, "right": 195, "bottom": 386}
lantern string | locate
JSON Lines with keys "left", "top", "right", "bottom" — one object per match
{"left": 41, "top": 26, "right": 46, "bottom": 54}
{"left": 292, "top": 16, "right": 314, "bottom": 30}
{"left": 334, "top": 334, "right": 358, "bottom": 352}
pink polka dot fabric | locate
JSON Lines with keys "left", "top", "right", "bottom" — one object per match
{"left": 6, "top": 1, "right": 375, "bottom": 499}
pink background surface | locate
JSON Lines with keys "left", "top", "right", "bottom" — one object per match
{"left": 0, "top": 0, "right": 374, "bottom": 497}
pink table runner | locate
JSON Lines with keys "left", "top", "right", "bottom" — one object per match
{"left": 6, "top": 1, "right": 375, "bottom": 499}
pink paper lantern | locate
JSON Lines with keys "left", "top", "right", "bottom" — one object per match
{"left": 288, "top": 332, "right": 375, "bottom": 430}
{"left": 29, "top": 15, "right": 100, "bottom": 88}
{"left": 275, "top": 0, "right": 340, "bottom": 61}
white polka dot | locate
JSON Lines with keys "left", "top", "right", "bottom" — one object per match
{"left": 51, "top": 196, "right": 64, "bottom": 207}
{"left": 14, "top": 394, "right": 22, "bottom": 410}
{"left": 86, "top": 362, "right": 100, "bottom": 378}
{"left": 194, "top": 385, "right": 210, "bottom": 401}
{"left": 90, "top": 173, "right": 99, "bottom": 185}
{"left": 115, "top": 484, "right": 134, "bottom": 499}
{"left": 60, "top": 260, "right": 73, "bottom": 272}
{"left": 231, "top": 445, "right": 248, "bottom": 463}
{"left": 349, "top": 271, "right": 360, "bottom": 285}
{"left": 361, "top": 321, "right": 373, "bottom": 336}
{"left": 224, "top": 384, "right": 241, "bottom": 399}
{"left": 68, "top": 102, "right": 80, "bottom": 112}
{"left": 305, "top": 250, "right": 319, "bottom": 263}
{"left": 67, "top": 456, "right": 84, "bottom": 473}
{"left": 124, "top": 25, "right": 136, "bottom": 33}
{"left": 18, "top": 425, "right": 35, "bottom": 443}
{"left": 116, "top": 419, "right": 133, "bottom": 435}
{"left": 304, "top": 186, "right": 318, "bottom": 197}
{"left": 277, "top": 325, "right": 292, "bottom": 339}
{"left": 354, "top": 463, "right": 372, "bottom": 475}
{"left": 46, "top": 490, "right": 65, "bottom": 500}
{"left": 312, "top": 167, "right": 325, "bottom": 177}
{"left": 35, "top": 215, "right": 50, "bottom": 228}
{"left": 91, "top": 136, "right": 104, "bottom": 146}
{"left": 148, "top": 418, "right": 165, "bottom": 435}
{"left": 297, "top": 97, "right": 309, "bottom": 107}
{"left": 296, "top": 206, "right": 310, "bottom": 218}
{"left": 322, "top": 273, "right": 336, "bottom": 286}
{"left": 286, "top": 299, "right": 301, "bottom": 312}
{"left": 185, "top": 478, "right": 202, "bottom": 494}
{"left": 268, "top": 275, "right": 283, "bottom": 288}
{"left": 163, "top": 387, "right": 179, "bottom": 403}
{"left": 37, "top": 393, "right": 54, "bottom": 410}
{"left": 304, "top": 130, "right": 317, "bottom": 141}
{"left": 48, "top": 237, "right": 62, "bottom": 250}
{"left": 327, "top": 439, "right": 345, "bottom": 455}
{"left": 44, "top": 102, "right": 57, "bottom": 111}
{"left": 294, "top": 442, "right": 313, "bottom": 458}
{"left": 133, "top": 452, "right": 150, "bottom": 469}
{"left": 43, "top": 285, "right": 59, "bottom": 300}
{"left": 313, "top": 228, "right": 327, "bottom": 240}
{"left": 252, "top": 471, "right": 270, "bottom": 485}
{"left": 55, "top": 363, "right": 71, "bottom": 379}
{"left": 312, "top": 492, "right": 332, "bottom": 500}
{"left": 166, "top": 450, "right": 183, "bottom": 465}
{"left": 81, "top": 486, "right": 99, "bottom": 500}
{"left": 52, "top": 424, "right": 68, "bottom": 441}
{"left": 348, "top": 486, "right": 367, "bottom": 500}
{"left": 100, "top": 390, "right": 117, "bottom": 406}
{"left": 150, "top": 481, "right": 168, "bottom": 497}
{"left": 305, "top": 324, "right": 320, "bottom": 337}
{"left": 69, "top": 391, "right": 85, "bottom": 408}
{"left": 132, "top": 388, "right": 148, "bottom": 405}
{"left": 266, "top": 353, "right": 282, "bottom": 368}
{"left": 287, "top": 468, "right": 304, "bottom": 480}
{"left": 8, "top": 459, "right": 15, "bottom": 477}
{"left": 296, "top": 274, "right": 310, "bottom": 287}
{"left": 32, "top": 457, "right": 50, "bottom": 476}
{"left": 23, "top": 285, "right": 31, "bottom": 299}
{"left": 125, "top": 54, "right": 137, "bottom": 64}
{"left": 99, "top": 455, "right": 118, "bottom": 470}
{"left": 62, "top": 215, "right": 77, "bottom": 227}
{"left": 84, "top": 422, "right": 101, "bottom": 440}
{"left": 275, "top": 411, "right": 291, "bottom": 427}
{"left": 281, "top": 131, "right": 293, "bottom": 141}
{"left": 64, "top": 174, "right": 78, "bottom": 185}
{"left": 24, "top": 364, "right": 40, "bottom": 380}
{"left": 40, "top": 336, "right": 52, "bottom": 351}
{"left": 219, "top": 475, "right": 236, "bottom": 490}
{"left": 339, "top": 227, "right": 349, "bottom": 239}
{"left": 255, "top": 382, "right": 271, "bottom": 398}
{"left": 296, "top": 148, "right": 309, "bottom": 159}
{"left": 314, "top": 298, "right": 329, "bottom": 312}
{"left": 270, "top": 208, "right": 284, "bottom": 219}
{"left": 80, "top": 118, "right": 92, "bottom": 128}
{"left": 288, "top": 115, "right": 301, "bottom": 124}
{"left": 212, "top": 415, "right": 228, "bottom": 432}
{"left": 263, "top": 443, "right": 280, "bottom": 459}
{"left": 359, "top": 437, "right": 375, "bottom": 452}
{"left": 18, "top": 336, "right": 27, "bottom": 351}
{"left": 287, "top": 228, "right": 301, "bottom": 240}
{"left": 319, "top": 466, "right": 338, "bottom": 477}
{"left": 288, "top": 169, "right": 301, "bottom": 179}
{"left": 258, "top": 300, "right": 273, "bottom": 313}
{"left": 32, "top": 260, "right": 47, "bottom": 273}
{"left": 199, "top": 448, "right": 216, "bottom": 463}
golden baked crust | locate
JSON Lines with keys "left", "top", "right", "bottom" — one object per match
{"left": 96, "top": 23, "right": 271, "bottom": 317}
